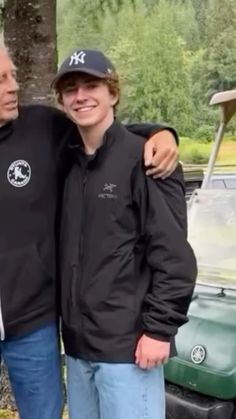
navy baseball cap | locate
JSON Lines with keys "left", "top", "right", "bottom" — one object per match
{"left": 51, "top": 49, "right": 115, "bottom": 88}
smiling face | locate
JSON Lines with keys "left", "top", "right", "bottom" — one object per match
{"left": 58, "top": 73, "right": 118, "bottom": 131}
{"left": 0, "top": 48, "right": 19, "bottom": 125}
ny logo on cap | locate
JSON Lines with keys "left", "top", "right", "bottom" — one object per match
{"left": 69, "top": 51, "right": 86, "bottom": 66}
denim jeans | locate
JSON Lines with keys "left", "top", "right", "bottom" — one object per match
{"left": 66, "top": 356, "right": 165, "bottom": 419}
{"left": 0, "top": 324, "right": 62, "bottom": 419}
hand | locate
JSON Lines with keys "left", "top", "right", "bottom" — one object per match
{"left": 135, "top": 334, "right": 170, "bottom": 369}
{"left": 144, "top": 130, "right": 178, "bottom": 179}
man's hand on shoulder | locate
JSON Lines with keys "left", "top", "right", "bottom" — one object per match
{"left": 135, "top": 334, "right": 170, "bottom": 369}
{"left": 144, "top": 130, "right": 178, "bottom": 179}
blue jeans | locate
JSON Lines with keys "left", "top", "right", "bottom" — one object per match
{"left": 0, "top": 324, "right": 63, "bottom": 419}
{"left": 66, "top": 356, "right": 165, "bottom": 419}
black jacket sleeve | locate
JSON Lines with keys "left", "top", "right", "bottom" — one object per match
{"left": 51, "top": 108, "right": 78, "bottom": 179}
{"left": 133, "top": 161, "right": 197, "bottom": 342}
{"left": 154, "top": 163, "right": 187, "bottom": 234}
{"left": 126, "top": 123, "right": 179, "bottom": 145}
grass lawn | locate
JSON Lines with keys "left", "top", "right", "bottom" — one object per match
{"left": 0, "top": 410, "right": 68, "bottom": 418}
{"left": 180, "top": 138, "right": 236, "bottom": 166}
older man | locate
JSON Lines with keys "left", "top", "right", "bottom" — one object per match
{"left": 0, "top": 44, "right": 179, "bottom": 419}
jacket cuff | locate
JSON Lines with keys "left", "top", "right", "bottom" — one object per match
{"left": 148, "top": 126, "right": 179, "bottom": 145}
{"left": 143, "top": 331, "right": 172, "bottom": 342}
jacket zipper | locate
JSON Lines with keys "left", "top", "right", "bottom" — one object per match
{"left": 79, "top": 170, "right": 88, "bottom": 279}
{"left": 0, "top": 297, "right": 5, "bottom": 341}
{"left": 78, "top": 172, "right": 88, "bottom": 294}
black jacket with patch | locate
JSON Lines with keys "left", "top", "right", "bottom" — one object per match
{"left": 0, "top": 105, "right": 170, "bottom": 340}
{"left": 0, "top": 105, "right": 76, "bottom": 339}
{"left": 60, "top": 120, "right": 197, "bottom": 363}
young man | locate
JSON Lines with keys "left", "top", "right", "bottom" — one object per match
{"left": 54, "top": 49, "right": 197, "bottom": 419}
{"left": 0, "top": 44, "right": 179, "bottom": 419}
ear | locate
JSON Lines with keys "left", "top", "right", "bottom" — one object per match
{"left": 110, "top": 92, "right": 119, "bottom": 107}
{"left": 57, "top": 92, "right": 63, "bottom": 105}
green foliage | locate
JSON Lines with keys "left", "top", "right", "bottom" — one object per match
{"left": 57, "top": 0, "right": 236, "bottom": 137}
{"left": 193, "top": 125, "right": 214, "bottom": 143}
{"left": 202, "top": 0, "right": 236, "bottom": 97}
{"left": 179, "top": 138, "right": 211, "bottom": 164}
{"left": 105, "top": 1, "right": 194, "bottom": 135}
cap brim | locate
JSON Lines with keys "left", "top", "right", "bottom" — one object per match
{"left": 51, "top": 67, "right": 106, "bottom": 88}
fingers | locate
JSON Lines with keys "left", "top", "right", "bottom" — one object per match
{"left": 135, "top": 335, "right": 170, "bottom": 369}
{"left": 136, "top": 356, "right": 167, "bottom": 369}
{"left": 138, "top": 356, "right": 149, "bottom": 369}
{"left": 146, "top": 149, "right": 178, "bottom": 179}
{"left": 135, "top": 340, "right": 141, "bottom": 365}
{"left": 144, "top": 141, "right": 155, "bottom": 168}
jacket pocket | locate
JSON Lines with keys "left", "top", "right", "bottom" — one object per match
{"left": 0, "top": 244, "right": 54, "bottom": 327}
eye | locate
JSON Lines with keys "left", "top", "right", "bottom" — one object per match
{"left": 0, "top": 74, "right": 6, "bottom": 83}
{"left": 63, "top": 85, "right": 77, "bottom": 94}
{"left": 86, "top": 82, "right": 99, "bottom": 89}
{"left": 11, "top": 71, "right": 17, "bottom": 80}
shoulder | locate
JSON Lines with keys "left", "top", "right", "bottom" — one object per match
{"left": 114, "top": 121, "right": 145, "bottom": 159}
{"left": 155, "top": 163, "right": 185, "bottom": 194}
{"left": 19, "top": 104, "right": 72, "bottom": 126}
{"left": 153, "top": 164, "right": 187, "bottom": 233}
{"left": 17, "top": 105, "right": 77, "bottom": 153}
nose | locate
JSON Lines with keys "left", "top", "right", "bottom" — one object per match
{"left": 75, "top": 85, "right": 87, "bottom": 101}
{"left": 7, "top": 74, "right": 19, "bottom": 93}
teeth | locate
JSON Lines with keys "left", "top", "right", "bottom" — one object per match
{"left": 76, "top": 106, "right": 94, "bottom": 112}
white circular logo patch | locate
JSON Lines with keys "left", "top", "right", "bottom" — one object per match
{"left": 191, "top": 345, "right": 206, "bottom": 364}
{"left": 7, "top": 160, "right": 31, "bottom": 188}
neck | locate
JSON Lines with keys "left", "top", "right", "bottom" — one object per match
{"left": 78, "top": 111, "right": 114, "bottom": 155}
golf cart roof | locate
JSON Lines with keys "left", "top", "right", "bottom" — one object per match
{"left": 210, "top": 89, "right": 236, "bottom": 124}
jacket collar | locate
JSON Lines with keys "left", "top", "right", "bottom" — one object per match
{"left": 0, "top": 121, "right": 15, "bottom": 143}
{"left": 68, "top": 119, "right": 123, "bottom": 166}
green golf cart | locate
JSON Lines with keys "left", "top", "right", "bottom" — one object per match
{"left": 165, "top": 90, "right": 236, "bottom": 419}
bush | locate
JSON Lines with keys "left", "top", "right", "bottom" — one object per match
{"left": 223, "top": 135, "right": 236, "bottom": 142}
{"left": 179, "top": 138, "right": 210, "bottom": 164}
{"left": 193, "top": 125, "right": 214, "bottom": 143}
{"left": 188, "top": 148, "right": 209, "bottom": 164}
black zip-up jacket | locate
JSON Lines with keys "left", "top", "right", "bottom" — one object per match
{"left": 0, "top": 105, "right": 75, "bottom": 340}
{"left": 60, "top": 120, "right": 197, "bottom": 363}
{"left": 0, "top": 105, "right": 172, "bottom": 340}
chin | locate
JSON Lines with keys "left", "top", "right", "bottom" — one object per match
{"left": 6, "top": 109, "right": 19, "bottom": 122}
{"left": 73, "top": 118, "right": 96, "bottom": 128}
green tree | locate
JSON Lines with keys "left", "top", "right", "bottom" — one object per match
{"left": 107, "top": 1, "right": 194, "bottom": 134}
{"left": 203, "top": 0, "right": 236, "bottom": 97}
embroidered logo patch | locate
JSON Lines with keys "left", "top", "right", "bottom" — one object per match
{"left": 7, "top": 160, "right": 31, "bottom": 188}
{"left": 69, "top": 51, "right": 86, "bottom": 66}
{"left": 98, "top": 183, "right": 118, "bottom": 199}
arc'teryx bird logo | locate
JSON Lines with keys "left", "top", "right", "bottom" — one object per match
{"left": 69, "top": 51, "right": 86, "bottom": 66}
{"left": 7, "top": 160, "right": 31, "bottom": 188}
{"left": 98, "top": 183, "right": 118, "bottom": 199}
{"left": 103, "top": 183, "right": 116, "bottom": 193}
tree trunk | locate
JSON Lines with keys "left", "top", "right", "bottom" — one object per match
{"left": 3, "top": 0, "right": 57, "bottom": 105}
